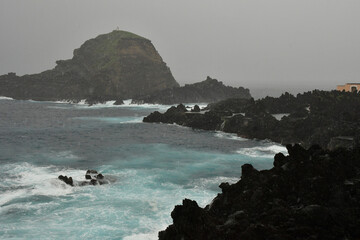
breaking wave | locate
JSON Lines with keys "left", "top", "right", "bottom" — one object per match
{"left": 237, "top": 144, "right": 288, "bottom": 158}
{"left": 0, "top": 162, "right": 83, "bottom": 206}
{"left": 214, "top": 132, "right": 247, "bottom": 141}
{"left": 0, "top": 96, "right": 14, "bottom": 100}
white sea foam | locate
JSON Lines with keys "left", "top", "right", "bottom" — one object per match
{"left": 214, "top": 131, "right": 247, "bottom": 141}
{"left": 123, "top": 118, "right": 144, "bottom": 124}
{"left": 77, "top": 99, "right": 172, "bottom": 111}
{"left": 47, "top": 99, "right": 112, "bottom": 109}
{"left": 85, "top": 100, "right": 117, "bottom": 108}
{"left": 0, "top": 161, "right": 221, "bottom": 238}
{"left": 188, "top": 176, "right": 239, "bottom": 190}
{"left": 184, "top": 103, "right": 208, "bottom": 110}
{"left": 0, "top": 162, "right": 85, "bottom": 206}
{"left": 74, "top": 116, "right": 144, "bottom": 124}
{"left": 0, "top": 189, "right": 28, "bottom": 207}
{"left": 169, "top": 122, "right": 188, "bottom": 129}
{"left": 122, "top": 99, "right": 132, "bottom": 105}
{"left": 272, "top": 113, "right": 290, "bottom": 120}
{"left": 121, "top": 100, "right": 208, "bottom": 112}
{"left": 53, "top": 99, "right": 75, "bottom": 104}
{"left": 39, "top": 97, "right": 209, "bottom": 114}
{"left": 123, "top": 231, "right": 159, "bottom": 240}
{"left": 52, "top": 150, "right": 80, "bottom": 160}
{"left": 65, "top": 99, "right": 208, "bottom": 111}
{"left": 237, "top": 144, "right": 288, "bottom": 158}
{"left": 119, "top": 99, "right": 172, "bottom": 111}
{"left": 77, "top": 99, "right": 87, "bottom": 105}
{"left": 0, "top": 96, "right": 14, "bottom": 100}
{"left": 71, "top": 100, "right": 117, "bottom": 109}
{"left": 46, "top": 98, "right": 172, "bottom": 111}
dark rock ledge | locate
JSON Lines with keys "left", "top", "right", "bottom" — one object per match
{"left": 159, "top": 145, "right": 360, "bottom": 240}
{"left": 144, "top": 90, "right": 360, "bottom": 149}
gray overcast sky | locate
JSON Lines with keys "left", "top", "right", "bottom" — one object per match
{"left": 0, "top": 0, "right": 359, "bottom": 92}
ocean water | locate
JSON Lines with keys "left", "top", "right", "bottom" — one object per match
{"left": 0, "top": 98, "right": 287, "bottom": 239}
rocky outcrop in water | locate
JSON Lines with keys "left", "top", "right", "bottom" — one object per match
{"left": 0, "top": 30, "right": 178, "bottom": 102}
{"left": 58, "top": 170, "right": 114, "bottom": 186}
{"left": 143, "top": 104, "right": 224, "bottom": 131}
{"left": 144, "top": 90, "right": 360, "bottom": 148}
{"left": 58, "top": 175, "right": 74, "bottom": 186}
{"left": 159, "top": 144, "right": 360, "bottom": 240}
{"left": 132, "top": 76, "right": 251, "bottom": 105}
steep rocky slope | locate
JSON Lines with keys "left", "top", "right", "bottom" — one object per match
{"left": 133, "top": 76, "right": 251, "bottom": 104}
{"left": 0, "top": 30, "right": 178, "bottom": 102}
{"left": 159, "top": 144, "right": 360, "bottom": 240}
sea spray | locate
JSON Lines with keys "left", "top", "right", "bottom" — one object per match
{"left": 0, "top": 99, "right": 283, "bottom": 239}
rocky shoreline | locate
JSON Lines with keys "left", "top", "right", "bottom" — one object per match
{"left": 144, "top": 90, "right": 360, "bottom": 149}
{"left": 159, "top": 144, "right": 360, "bottom": 240}
{"left": 148, "top": 90, "right": 360, "bottom": 239}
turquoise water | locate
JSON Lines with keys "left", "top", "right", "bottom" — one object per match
{"left": 0, "top": 98, "right": 287, "bottom": 239}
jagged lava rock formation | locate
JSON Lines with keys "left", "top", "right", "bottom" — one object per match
{"left": 159, "top": 144, "right": 360, "bottom": 240}
{"left": 58, "top": 170, "right": 115, "bottom": 186}
{"left": 0, "top": 30, "right": 178, "bottom": 102}
{"left": 132, "top": 76, "right": 251, "bottom": 104}
{"left": 144, "top": 90, "right": 360, "bottom": 149}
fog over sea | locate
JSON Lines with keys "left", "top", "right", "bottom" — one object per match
{"left": 0, "top": 97, "right": 287, "bottom": 239}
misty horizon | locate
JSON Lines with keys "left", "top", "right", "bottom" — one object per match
{"left": 1, "top": 0, "right": 359, "bottom": 94}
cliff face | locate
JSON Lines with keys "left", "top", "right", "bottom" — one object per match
{"left": 0, "top": 30, "right": 179, "bottom": 101}
{"left": 132, "top": 76, "right": 251, "bottom": 104}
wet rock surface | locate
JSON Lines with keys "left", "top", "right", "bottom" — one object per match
{"left": 145, "top": 90, "right": 360, "bottom": 148}
{"left": 143, "top": 103, "right": 223, "bottom": 131}
{"left": 159, "top": 145, "right": 360, "bottom": 240}
{"left": 58, "top": 170, "right": 114, "bottom": 186}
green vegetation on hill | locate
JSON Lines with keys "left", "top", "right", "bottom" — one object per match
{"left": 0, "top": 30, "right": 178, "bottom": 102}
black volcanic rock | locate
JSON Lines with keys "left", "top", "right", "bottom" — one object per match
{"left": 144, "top": 90, "right": 360, "bottom": 148}
{"left": 143, "top": 111, "right": 165, "bottom": 123}
{"left": 143, "top": 104, "right": 223, "bottom": 130}
{"left": 159, "top": 145, "right": 360, "bottom": 240}
{"left": 0, "top": 30, "right": 179, "bottom": 101}
{"left": 114, "top": 99, "right": 124, "bottom": 105}
{"left": 144, "top": 104, "right": 188, "bottom": 125}
{"left": 159, "top": 199, "right": 220, "bottom": 240}
{"left": 58, "top": 170, "right": 114, "bottom": 186}
{"left": 132, "top": 76, "right": 251, "bottom": 105}
{"left": 58, "top": 175, "right": 74, "bottom": 186}
{"left": 191, "top": 105, "right": 201, "bottom": 112}
{"left": 207, "top": 97, "right": 254, "bottom": 113}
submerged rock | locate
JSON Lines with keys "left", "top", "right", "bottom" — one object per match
{"left": 159, "top": 145, "right": 360, "bottom": 240}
